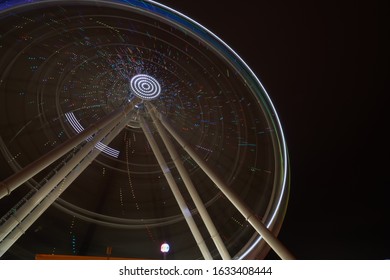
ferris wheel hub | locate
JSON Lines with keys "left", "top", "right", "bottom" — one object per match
{"left": 130, "top": 74, "right": 162, "bottom": 100}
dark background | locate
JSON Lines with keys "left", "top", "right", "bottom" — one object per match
{"left": 157, "top": 0, "right": 388, "bottom": 259}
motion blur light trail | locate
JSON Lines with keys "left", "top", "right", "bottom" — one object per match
{"left": 0, "top": 0, "right": 290, "bottom": 260}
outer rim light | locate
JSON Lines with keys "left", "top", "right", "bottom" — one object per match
{"left": 0, "top": 0, "right": 289, "bottom": 260}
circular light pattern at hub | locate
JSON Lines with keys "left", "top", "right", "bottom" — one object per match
{"left": 130, "top": 74, "right": 162, "bottom": 100}
{"left": 0, "top": 0, "right": 289, "bottom": 260}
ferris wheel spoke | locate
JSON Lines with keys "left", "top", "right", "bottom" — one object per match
{"left": 146, "top": 102, "right": 231, "bottom": 260}
{"left": 148, "top": 104, "right": 295, "bottom": 260}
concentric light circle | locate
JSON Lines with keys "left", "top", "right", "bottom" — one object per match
{"left": 130, "top": 74, "right": 162, "bottom": 100}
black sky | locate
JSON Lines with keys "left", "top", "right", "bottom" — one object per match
{"left": 157, "top": 0, "right": 388, "bottom": 259}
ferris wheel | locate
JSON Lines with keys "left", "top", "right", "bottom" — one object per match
{"left": 0, "top": 0, "right": 293, "bottom": 260}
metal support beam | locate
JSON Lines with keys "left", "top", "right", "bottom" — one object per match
{"left": 139, "top": 116, "right": 213, "bottom": 260}
{"left": 0, "top": 103, "right": 135, "bottom": 200}
{"left": 146, "top": 104, "right": 231, "bottom": 260}
{"left": 0, "top": 113, "right": 121, "bottom": 241}
{"left": 152, "top": 108, "right": 295, "bottom": 260}
{"left": 0, "top": 109, "right": 134, "bottom": 256}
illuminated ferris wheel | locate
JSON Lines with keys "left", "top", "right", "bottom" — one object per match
{"left": 0, "top": 0, "right": 293, "bottom": 260}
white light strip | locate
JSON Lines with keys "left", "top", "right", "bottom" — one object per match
{"left": 95, "top": 142, "right": 120, "bottom": 158}
{"left": 65, "top": 112, "right": 120, "bottom": 158}
{"left": 65, "top": 112, "right": 84, "bottom": 133}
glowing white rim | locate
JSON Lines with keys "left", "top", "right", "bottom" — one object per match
{"left": 65, "top": 112, "right": 120, "bottom": 158}
{"left": 9, "top": 0, "right": 289, "bottom": 259}
{"left": 130, "top": 74, "right": 161, "bottom": 100}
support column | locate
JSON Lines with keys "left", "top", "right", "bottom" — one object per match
{"left": 146, "top": 104, "right": 231, "bottom": 260}
{"left": 0, "top": 112, "right": 124, "bottom": 242}
{"left": 0, "top": 110, "right": 134, "bottom": 256}
{"left": 0, "top": 103, "right": 135, "bottom": 200}
{"left": 152, "top": 109, "right": 295, "bottom": 260}
{"left": 139, "top": 116, "right": 213, "bottom": 260}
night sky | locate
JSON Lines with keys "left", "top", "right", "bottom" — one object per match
{"left": 157, "top": 0, "right": 388, "bottom": 259}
